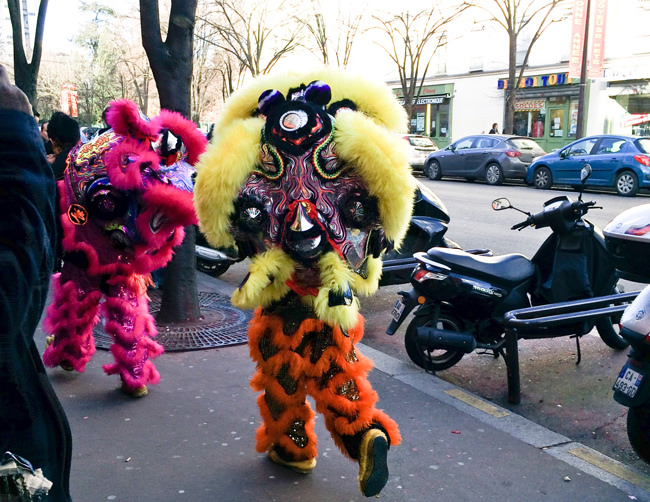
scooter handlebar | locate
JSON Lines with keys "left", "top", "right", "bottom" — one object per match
{"left": 511, "top": 200, "right": 597, "bottom": 231}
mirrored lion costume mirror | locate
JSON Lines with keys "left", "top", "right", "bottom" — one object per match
{"left": 194, "top": 68, "right": 415, "bottom": 497}
{"left": 43, "top": 100, "right": 207, "bottom": 397}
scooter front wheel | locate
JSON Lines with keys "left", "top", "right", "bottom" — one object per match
{"left": 404, "top": 310, "right": 465, "bottom": 372}
{"left": 627, "top": 403, "right": 650, "bottom": 463}
{"left": 197, "top": 258, "right": 230, "bottom": 277}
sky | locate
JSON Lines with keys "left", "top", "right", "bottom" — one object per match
{"left": 42, "top": 0, "right": 85, "bottom": 51}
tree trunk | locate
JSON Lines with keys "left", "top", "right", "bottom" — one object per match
{"left": 140, "top": 0, "right": 201, "bottom": 323}
{"left": 8, "top": 0, "right": 48, "bottom": 106}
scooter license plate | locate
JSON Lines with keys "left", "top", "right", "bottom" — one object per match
{"left": 613, "top": 367, "right": 644, "bottom": 399}
{"left": 391, "top": 298, "right": 406, "bottom": 322}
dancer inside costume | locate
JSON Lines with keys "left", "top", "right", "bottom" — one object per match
{"left": 42, "top": 100, "right": 206, "bottom": 397}
{"left": 194, "top": 68, "right": 415, "bottom": 496}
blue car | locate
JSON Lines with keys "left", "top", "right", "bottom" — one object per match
{"left": 527, "top": 135, "right": 650, "bottom": 196}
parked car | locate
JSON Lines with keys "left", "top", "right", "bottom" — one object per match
{"left": 402, "top": 134, "right": 438, "bottom": 171}
{"left": 423, "top": 134, "right": 546, "bottom": 185}
{"left": 526, "top": 135, "right": 650, "bottom": 196}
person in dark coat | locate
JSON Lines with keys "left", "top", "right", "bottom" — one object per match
{"left": 47, "top": 111, "right": 80, "bottom": 181}
{"left": 0, "top": 65, "right": 73, "bottom": 500}
{"left": 41, "top": 120, "right": 54, "bottom": 155}
{"left": 489, "top": 122, "right": 499, "bottom": 134}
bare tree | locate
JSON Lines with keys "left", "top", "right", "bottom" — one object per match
{"left": 477, "top": 0, "right": 569, "bottom": 134}
{"left": 201, "top": 0, "right": 302, "bottom": 78}
{"left": 140, "top": 0, "right": 201, "bottom": 323}
{"left": 8, "top": 0, "right": 48, "bottom": 105}
{"left": 297, "top": 1, "right": 367, "bottom": 66}
{"left": 192, "top": 3, "right": 223, "bottom": 123}
{"left": 373, "top": 3, "right": 469, "bottom": 124}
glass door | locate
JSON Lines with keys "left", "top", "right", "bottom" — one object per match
{"left": 547, "top": 106, "right": 567, "bottom": 152}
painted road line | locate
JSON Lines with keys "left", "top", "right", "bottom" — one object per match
{"left": 445, "top": 388, "right": 511, "bottom": 418}
{"left": 569, "top": 447, "right": 650, "bottom": 490}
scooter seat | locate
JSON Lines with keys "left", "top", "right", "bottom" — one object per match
{"left": 426, "top": 247, "right": 535, "bottom": 284}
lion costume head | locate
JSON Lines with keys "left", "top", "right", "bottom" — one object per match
{"left": 194, "top": 68, "right": 415, "bottom": 329}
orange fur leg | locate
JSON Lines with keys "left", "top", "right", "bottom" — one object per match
{"left": 249, "top": 308, "right": 318, "bottom": 462}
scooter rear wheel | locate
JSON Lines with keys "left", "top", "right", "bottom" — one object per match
{"left": 595, "top": 317, "right": 629, "bottom": 350}
{"left": 404, "top": 309, "right": 465, "bottom": 372}
{"left": 595, "top": 286, "right": 630, "bottom": 350}
{"left": 627, "top": 403, "right": 650, "bottom": 463}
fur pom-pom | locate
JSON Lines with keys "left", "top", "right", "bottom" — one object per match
{"left": 231, "top": 247, "right": 295, "bottom": 309}
{"left": 158, "top": 109, "right": 208, "bottom": 166}
{"left": 104, "top": 138, "right": 160, "bottom": 191}
{"left": 106, "top": 99, "right": 160, "bottom": 139}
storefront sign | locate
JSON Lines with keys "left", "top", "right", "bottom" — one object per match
{"left": 569, "top": 0, "right": 588, "bottom": 78}
{"left": 515, "top": 99, "right": 545, "bottom": 111}
{"left": 497, "top": 73, "right": 573, "bottom": 89}
{"left": 397, "top": 96, "right": 446, "bottom": 105}
{"left": 588, "top": 0, "right": 608, "bottom": 78}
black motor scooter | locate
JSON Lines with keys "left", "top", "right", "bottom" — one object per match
{"left": 195, "top": 179, "right": 459, "bottom": 284}
{"left": 387, "top": 165, "right": 628, "bottom": 372}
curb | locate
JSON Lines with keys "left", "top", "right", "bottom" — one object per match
{"left": 361, "top": 342, "right": 650, "bottom": 502}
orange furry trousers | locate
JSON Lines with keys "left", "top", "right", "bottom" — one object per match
{"left": 248, "top": 302, "right": 401, "bottom": 462}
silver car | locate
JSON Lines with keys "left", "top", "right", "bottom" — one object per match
{"left": 423, "top": 134, "right": 546, "bottom": 185}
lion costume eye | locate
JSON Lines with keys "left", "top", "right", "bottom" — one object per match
{"left": 342, "top": 194, "right": 379, "bottom": 229}
{"left": 234, "top": 195, "right": 268, "bottom": 233}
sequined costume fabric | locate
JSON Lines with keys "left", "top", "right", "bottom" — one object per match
{"left": 42, "top": 100, "right": 206, "bottom": 394}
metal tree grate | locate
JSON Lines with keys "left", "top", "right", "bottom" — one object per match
{"left": 94, "top": 291, "right": 251, "bottom": 352}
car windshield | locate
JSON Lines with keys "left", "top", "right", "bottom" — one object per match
{"left": 635, "top": 138, "right": 650, "bottom": 153}
{"left": 408, "top": 136, "right": 436, "bottom": 148}
{"left": 510, "top": 138, "right": 541, "bottom": 150}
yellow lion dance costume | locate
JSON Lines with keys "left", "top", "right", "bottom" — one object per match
{"left": 194, "top": 68, "right": 415, "bottom": 497}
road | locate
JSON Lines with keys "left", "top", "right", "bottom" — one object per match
{"left": 214, "top": 177, "right": 650, "bottom": 476}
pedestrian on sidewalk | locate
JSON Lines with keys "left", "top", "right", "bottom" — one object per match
{"left": 0, "top": 64, "right": 73, "bottom": 502}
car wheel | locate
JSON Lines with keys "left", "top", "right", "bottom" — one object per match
{"left": 615, "top": 170, "right": 638, "bottom": 196}
{"left": 485, "top": 163, "right": 504, "bottom": 185}
{"left": 533, "top": 166, "right": 552, "bottom": 189}
{"left": 426, "top": 159, "right": 442, "bottom": 180}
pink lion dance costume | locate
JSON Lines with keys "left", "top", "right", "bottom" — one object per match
{"left": 194, "top": 69, "right": 415, "bottom": 496}
{"left": 43, "top": 100, "right": 207, "bottom": 397}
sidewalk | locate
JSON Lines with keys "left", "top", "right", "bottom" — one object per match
{"left": 35, "top": 274, "right": 650, "bottom": 502}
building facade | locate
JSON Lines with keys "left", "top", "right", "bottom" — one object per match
{"left": 390, "top": 0, "right": 650, "bottom": 152}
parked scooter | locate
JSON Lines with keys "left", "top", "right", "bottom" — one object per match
{"left": 379, "top": 180, "right": 460, "bottom": 286}
{"left": 387, "top": 165, "right": 628, "bottom": 372}
{"left": 195, "top": 179, "right": 459, "bottom": 284}
{"left": 605, "top": 203, "right": 650, "bottom": 464}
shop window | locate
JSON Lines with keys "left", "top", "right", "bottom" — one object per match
{"left": 569, "top": 101, "right": 578, "bottom": 137}
{"left": 514, "top": 110, "right": 545, "bottom": 137}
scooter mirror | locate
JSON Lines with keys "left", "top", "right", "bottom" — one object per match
{"left": 492, "top": 198, "right": 511, "bottom": 211}
{"left": 580, "top": 164, "right": 592, "bottom": 183}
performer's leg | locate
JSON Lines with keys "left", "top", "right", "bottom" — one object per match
{"left": 100, "top": 274, "right": 164, "bottom": 396}
{"left": 42, "top": 269, "right": 102, "bottom": 372}
{"left": 248, "top": 308, "right": 318, "bottom": 472}
{"left": 305, "top": 316, "right": 401, "bottom": 497}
